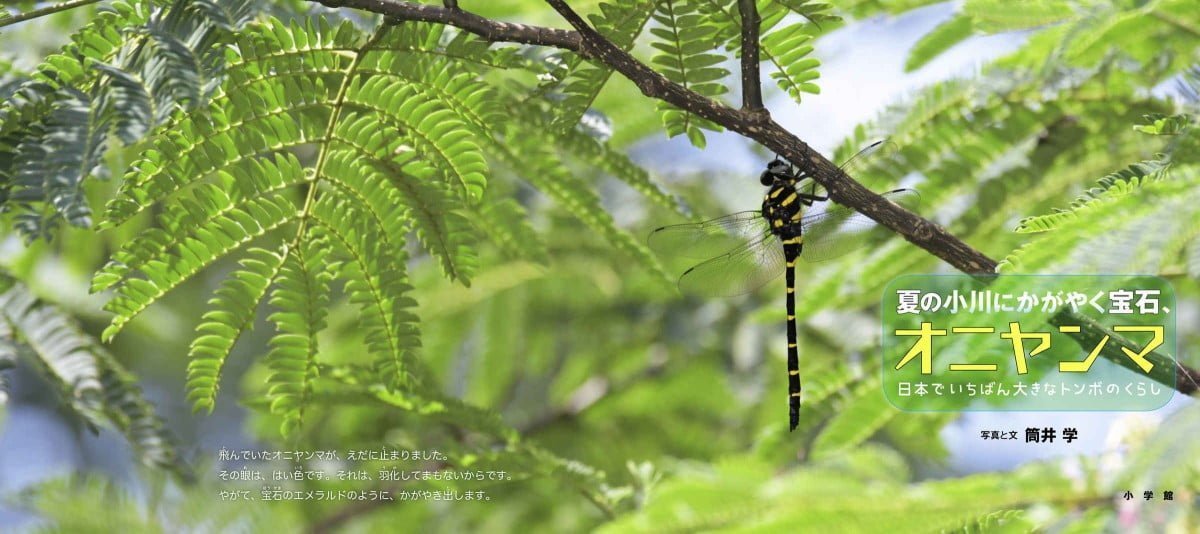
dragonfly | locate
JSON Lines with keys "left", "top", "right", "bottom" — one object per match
{"left": 648, "top": 141, "right": 919, "bottom": 431}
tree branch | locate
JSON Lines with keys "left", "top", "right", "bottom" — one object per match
{"left": 315, "top": 0, "right": 582, "bottom": 50}
{"left": 1049, "top": 311, "right": 1199, "bottom": 395}
{"left": 537, "top": 0, "right": 993, "bottom": 272}
{"left": 307, "top": 0, "right": 978, "bottom": 272}
{"left": 737, "top": 0, "right": 765, "bottom": 112}
{"left": 303, "top": 0, "right": 1198, "bottom": 395}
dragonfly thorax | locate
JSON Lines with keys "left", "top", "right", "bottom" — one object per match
{"left": 762, "top": 181, "right": 807, "bottom": 238}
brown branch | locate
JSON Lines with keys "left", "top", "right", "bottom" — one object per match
{"left": 539, "top": 0, "right": 994, "bottom": 273}
{"left": 302, "top": 0, "right": 1199, "bottom": 395}
{"left": 519, "top": 354, "right": 670, "bottom": 435}
{"left": 737, "top": 0, "right": 765, "bottom": 112}
{"left": 305, "top": 0, "right": 987, "bottom": 273}
{"left": 1049, "top": 312, "right": 1199, "bottom": 396}
{"left": 315, "top": 0, "right": 582, "bottom": 50}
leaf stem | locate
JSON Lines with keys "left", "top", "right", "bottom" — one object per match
{"left": 0, "top": 0, "right": 100, "bottom": 29}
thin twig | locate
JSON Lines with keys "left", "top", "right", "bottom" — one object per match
{"left": 0, "top": 0, "right": 101, "bottom": 29}
{"left": 737, "top": 0, "right": 765, "bottom": 112}
{"left": 316, "top": 0, "right": 581, "bottom": 50}
{"left": 519, "top": 354, "right": 670, "bottom": 435}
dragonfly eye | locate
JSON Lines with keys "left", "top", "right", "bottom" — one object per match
{"left": 763, "top": 160, "right": 790, "bottom": 182}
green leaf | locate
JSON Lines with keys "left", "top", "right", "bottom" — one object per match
{"left": 347, "top": 76, "right": 490, "bottom": 203}
{"left": 651, "top": 0, "right": 729, "bottom": 147}
{"left": 0, "top": 0, "right": 259, "bottom": 239}
{"left": 1132, "top": 113, "right": 1192, "bottom": 135}
{"left": 10, "top": 88, "right": 105, "bottom": 237}
{"left": 0, "top": 280, "right": 105, "bottom": 427}
{"left": 546, "top": 1, "right": 656, "bottom": 132}
{"left": 101, "top": 192, "right": 299, "bottom": 341}
{"left": 1013, "top": 160, "right": 1168, "bottom": 234}
{"left": 905, "top": 14, "right": 975, "bottom": 72}
{"left": 0, "top": 274, "right": 187, "bottom": 476}
{"left": 963, "top": 0, "right": 1074, "bottom": 32}
{"left": 265, "top": 235, "right": 333, "bottom": 437}
{"left": 311, "top": 196, "right": 422, "bottom": 392}
{"left": 186, "top": 246, "right": 287, "bottom": 414}
{"left": 809, "top": 378, "right": 897, "bottom": 458}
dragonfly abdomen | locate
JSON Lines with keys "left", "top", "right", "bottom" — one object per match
{"left": 785, "top": 252, "right": 802, "bottom": 431}
{"left": 765, "top": 182, "right": 807, "bottom": 431}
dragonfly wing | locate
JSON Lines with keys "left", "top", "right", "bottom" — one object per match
{"left": 648, "top": 211, "right": 770, "bottom": 260}
{"left": 798, "top": 188, "right": 920, "bottom": 263}
{"left": 677, "top": 233, "right": 786, "bottom": 297}
{"left": 838, "top": 140, "right": 899, "bottom": 175}
{"left": 794, "top": 140, "right": 901, "bottom": 200}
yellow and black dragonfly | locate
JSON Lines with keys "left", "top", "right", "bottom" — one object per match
{"left": 648, "top": 141, "right": 918, "bottom": 431}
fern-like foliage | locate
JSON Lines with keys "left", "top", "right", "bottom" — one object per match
{"left": 693, "top": 0, "right": 827, "bottom": 107}
{"left": 9, "top": 88, "right": 103, "bottom": 236}
{"left": 650, "top": 0, "right": 729, "bottom": 148}
{"left": 907, "top": 0, "right": 1200, "bottom": 75}
{"left": 185, "top": 246, "right": 285, "bottom": 413}
{"left": 0, "top": 272, "right": 186, "bottom": 477}
{"left": 757, "top": 0, "right": 826, "bottom": 100}
{"left": 541, "top": 1, "right": 656, "bottom": 132}
{"left": 89, "top": 16, "right": 675, "bottom": 435}
{"left": 1001, "top": 161, "right": 1200, "bottom": 276}
{"left": 904, "top": 14, "right": 974, "bottom": 72}
{"left": 264, "top": 235, "right": 333, "bottom": 437}
{"left": 597, "top": 447, "right": 1097, "bottom": 532}
{"left": 96, "top": 19, "right": 421, "bottom": 419}
{"left": 1000, "top": 112, "right": 1200, "bottom": 273}
{"left": 1012, "top": 159, "right": 1170, "bottom": 234}
{"left": 0, "top": 0, "right": 259, "bottom": 240}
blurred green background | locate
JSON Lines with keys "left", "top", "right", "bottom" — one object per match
{"left": 1, "top": 0, "right": 1199, "bottom": 532}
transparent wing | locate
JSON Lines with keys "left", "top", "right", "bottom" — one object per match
{"left": 797, "top": 188, "right": 921, "bottom": 263}
{"left": 676, "top": 233, "right": 786, "bottom": 297}
{"left": 840, "top": 140, "right": 899, "bottom": 175}
{"left": 648, "top": 211, "right": 771, "bottom": 260}
{"left": 794, "top": 140, "right": 900, "bottom": 200}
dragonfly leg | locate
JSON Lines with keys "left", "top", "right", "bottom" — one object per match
{"left": 797, "top": 192, "right": 828, "bottom": 206}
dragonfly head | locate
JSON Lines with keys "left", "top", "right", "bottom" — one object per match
{"left": 761, "top": 159, "right": 791, "bottom": 186}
